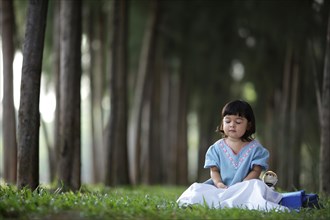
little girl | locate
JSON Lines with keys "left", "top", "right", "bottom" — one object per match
{"left": 177, "top": 100, "right": 288, "bottom": 211}
{"left": 203, "top": 100, "right": 269, "bottom": 188}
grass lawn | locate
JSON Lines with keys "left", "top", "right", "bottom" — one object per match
{"left": 0, "top": 183, "right": 329, "bottom": 219}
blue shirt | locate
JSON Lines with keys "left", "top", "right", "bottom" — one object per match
{"left": 204, "top": 139, "right": 269, "bottom": 186}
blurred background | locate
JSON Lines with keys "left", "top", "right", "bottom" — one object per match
{"left": 0, "top": 0, "right": 329, "bottom": 192}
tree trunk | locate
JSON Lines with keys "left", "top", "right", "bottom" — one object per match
{"left": 1, "top": 0, "right": 17, "bottom": 184}
{"left": 319, "top": 9, "right": 330, "bottom": 195}
{"left": 167, "top": 72, "right": 180, "bottom": 184}
{"left": 58, "top": 0, "right": 82, "bottom": 191}
{"left": 105, "top": 0, "right": 129, "bottom": 186}
{"left": 51, "top": 0, "right": 60, "bottom": 183}
{"left": 128, "top": 0, "right": 159, "bottom": 185}
{"left": 140, "top": 0, "right": 162, "bottom": 185}
{"left": 288, "top": 54, "right": 301, "bottom": 190}
{"left": 139, "top": 73, "right": 152, "bottom": 184}
{"left": 159, "top": 61, "right": 171, "bottom": 184}
{"left": 17, "top": 0, "right": 49, "bottom": 190}
{"left": 176, "top": 36, "right": 189, "bottom": 185}
{"left": 264, "top": 98, "right": 277, "bottom": 172}
{"left": 176, "top": 62, "right": 188, "bottom": 185}
{"left": 148, "top": 52, "right": 162, "bottom": 184}
{"left": 276, "top": 45, "right": 292, "bottom": 190}
{"left": 87, "top": 2, "right": 97, "bottom": 183}
{"left": 88, "top": 2, "right": 106, "bottom": 183}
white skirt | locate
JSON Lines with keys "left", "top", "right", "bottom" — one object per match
{"left": 177, "top": 179, "right": 289, "bottom": 212}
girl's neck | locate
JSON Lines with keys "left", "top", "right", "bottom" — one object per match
{"left": 225, "top": 137, "right": 249, "bottom": 154}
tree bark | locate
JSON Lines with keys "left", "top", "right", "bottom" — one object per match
{"left": 58, "top": 0, "right": 82, "bottom": 191}
{"left": 105, "top": 0, "right": 129, "bottom": 186}
{"left": 1, "top": 0, "right": 17, "bottom": 184}
{"left": 17, "top": 0, "right": 48, "bottom": 190}
{"left": 319, "top": 9, "right": 330, "bottom": 195}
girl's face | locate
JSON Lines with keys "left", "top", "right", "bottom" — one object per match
{"left": 222, "top": 114, "right": 249, "bottom": 140}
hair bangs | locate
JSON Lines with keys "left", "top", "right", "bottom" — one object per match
{"left": 222, "top": 101, "right": 249, "bottom": 120}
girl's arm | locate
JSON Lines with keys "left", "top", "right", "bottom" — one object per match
{"left": 210, "top": 166, "right": 228, "bottom": 189}
{"left": 243, "top": 165, "right": 262, "bottom": 181}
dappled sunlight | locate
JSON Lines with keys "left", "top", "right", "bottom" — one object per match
{"left": 81, "top": 74, "right": 91, "bottom": 101}
{"left": 12, "top": 51, "right": 56, "bottom": 123}
{"left": 242, "top": 82, "right": 257, "bottom": 103}
{"left": 0, "top": 38, "right": 2, "bottom": 176}
{"left": 231, "top": 59, "right": 245, "bottom": 81}
{"left": 40, "top": 77, "right": 56, "bottom": 123}
{"left": 188, "top": 112, "right": 199, "bottom": 182}
{"left": 13, "top": 51, "right": 22, "bottom": 110}
{"left": 0, "top": 38, "right": 3, "bottom": 103}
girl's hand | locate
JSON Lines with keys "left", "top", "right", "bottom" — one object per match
{"left": 216, "top": 182, "right": 228, "bottom": 189}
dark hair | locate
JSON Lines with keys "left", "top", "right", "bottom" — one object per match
{"left": 216, "top": 100, "right": 256, "bottom": 142}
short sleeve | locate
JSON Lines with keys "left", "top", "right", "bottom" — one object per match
{"left": 204, "top": 144, "right": 219, "bottom": 169}
{"left": 251, "top": 145, "right": 269, "bottom": 170}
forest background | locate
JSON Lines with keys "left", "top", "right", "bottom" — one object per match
{"left": 0, "top": 0, "right": 329, "bottom": 194}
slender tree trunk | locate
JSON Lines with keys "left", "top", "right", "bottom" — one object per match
{"left": 140, "top": 74, "right": 152, "bottom": 184}
{"left": 159, "top": 61, "right": 171, "bottom": 184}
{"left": 58, "top": 0, "right": 82, "bottom": 191}
{"left": 264, "top": 98, "right": 277, "bottom": 172}
{"left": 88, "top": 4, "right": 99, "bottom": 183}
{"left": 288, "top": 55, "right": 301, "bottom": 190}
{"left": 167, "top": 73, "right": 180, "bottom": 184}
{"left": 128, "top": 0, "right": 159, "bottom": 185}
{"left": 94, "top": 7, "right": 107, "bottom": 183}
{"left": 50, "top": 0, "right": 60, "bottom": 183}
{"left": 176, "top": 64, "right": 188, "bottom": 185}
{"left": 141, "top": 0, "right": 161, "bottom": 185}
{"left": 1, "top": 0, "right": 17, "bottom": 184}
{"left": 276, "top": 45, "right": 292, "bottom": 190}
{"left": 17, "top": 0, "right": 49, "bottom": 189}
{"left": 88, "top": 3, "right": 106, "bottom": 183}
{"left": 105, "top": 0, "right": 129, "bottom": 186}
{"left": 148, "top": 51, "right": 161, "bottom": 184}
{"left": 158, "top": 63, "right": 192, "bottom": 185}
{"left": 176, "top": 39, "right": 188, "bottom": 185}
{"left": 319, "top": 9, "right": 330, "bottom": 195}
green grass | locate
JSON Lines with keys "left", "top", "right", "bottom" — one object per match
{"left": 0, "top": 183, "right": 329, "bottom": 220}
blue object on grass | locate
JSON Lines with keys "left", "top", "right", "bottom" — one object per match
{"left": 280, "top": 190, "right": 320, "bottom": 210}
{"left": 281, "top": 190, "right": 304, "bottom": 210}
